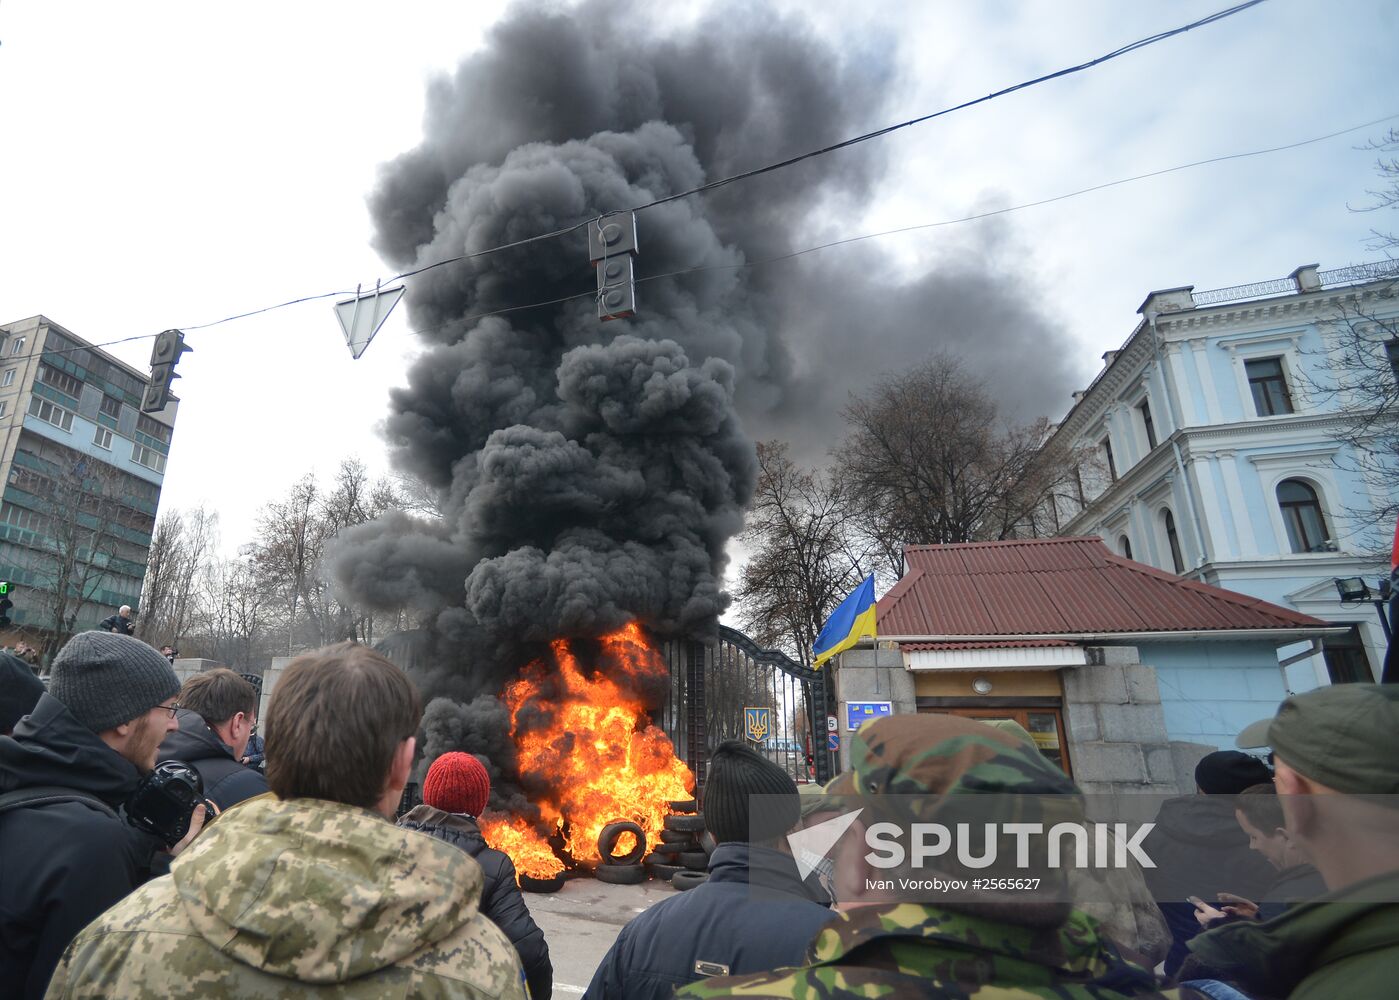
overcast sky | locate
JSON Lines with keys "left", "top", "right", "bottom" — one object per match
{"left": 0, "top": 0, "right": 1395, "bottom": 555}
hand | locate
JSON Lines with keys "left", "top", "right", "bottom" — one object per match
{"left": 169, "top": 803, "right": 213, "bottom": 857}
{"left": 1192, "top": 899, "right": 1227, "bottom": 927}
{"left": 1216, "top": 892, "right": 1259, "bottom": 920}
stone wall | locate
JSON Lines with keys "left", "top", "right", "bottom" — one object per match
{"left": 832, "top": 646, "right": 914, "bottom": 771}
{"left": 1061, "top": 645, "right": 1200, "bottom": 794}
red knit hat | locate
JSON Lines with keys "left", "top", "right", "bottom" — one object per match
{"left": 423, "top": 752, "right": 491, "bottom": 816}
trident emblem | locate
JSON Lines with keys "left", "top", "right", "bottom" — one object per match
{"left": 744, "top": 707, "right": 772, "bottom": 744}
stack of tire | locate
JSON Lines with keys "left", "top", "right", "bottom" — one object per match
{"left": 644, "top": 798, "right": 711, "bottom": 891}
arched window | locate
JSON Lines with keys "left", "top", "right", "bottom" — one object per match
{"left": 1119, "top": 535, "right": 1133, "bottom": 560}
{"left": 1161, "top": 508, "right": 1184, "bottom": 574}
{"left": 1277, "top": 479, "right": 1330, "bottom": 553}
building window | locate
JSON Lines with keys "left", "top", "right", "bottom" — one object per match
{"left": 37, "top": 364, "right": 83, "bottom": 398}
{"left": 1162, "top": 508, "right": 1184, "bottom": 573}
{"left": 10, "top": 338, "right": 24, "bottom": 357}
{"left": 1322, "top": 625, "right": 1373, "bottom": 684}
{"left": 27, "top": 396, "right": 74, "bottom": 433}
{"left": 1277, "top": 479, "right": 1331, "bottom": 553}
{"left": 93, "top": 426, "right": 113, "bottom": 450}
{"left": 0, "top": 402, "right": 7, "bottom": 418}
{"left": 1119, "top": 535, "right": 1133, "bottom": 560}
{"left": 136, "top": 413, "right": 172, "bottom": 444}
{"left": 1387, "top": 339, "right": 1399, "bottom": 383}
{"left": 1245, "top": 357, "right": 1294, "bottom": 416}
{"left": 100, "top": 394, "right": 123, "bottom": 420}
{"left": 1102, "top": 437, "right": 1117, "bottom": 481}
{"left": 1138, "top": 400, "right": 1157, "bottom": 450}
{"left": 131, "top": 443, "right": 167, "bottom": 473}
{"left": 1, "top": 369, "right": 14, "bottom": 388}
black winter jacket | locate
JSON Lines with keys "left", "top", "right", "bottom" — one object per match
{"left": 398, "top": 804, "right": 553, "bottom": 1000}
{"left": 97, "top": 614, "right": 133, "bottom": 635}
{"left": 0, "top": 694, "right": 155, "bottom": 999}
{"left": 157, "top": 709, "right": 268, "bottom": 811}
{"left": 583, "top": 843, "right": 837, "bottom": 1000}
{"left": 1141, "top": 794, "right": 1277, "bottom": 976}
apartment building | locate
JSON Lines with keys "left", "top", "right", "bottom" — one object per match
{"left": 0, "top": 315, "right": 175, "bottom": 639}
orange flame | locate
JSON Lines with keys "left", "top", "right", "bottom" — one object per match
{"left": 479, "top": 622, "right": 694, "bottom": 879}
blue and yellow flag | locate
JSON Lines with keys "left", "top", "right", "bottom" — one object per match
{"left": 812, "top": 575, "right": 876, "bottom": 668}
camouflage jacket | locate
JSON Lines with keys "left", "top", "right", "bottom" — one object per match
{"left": 677, "top": 902, "right": 1200, "bottom": 999}
{"left": 45, "top": 795, "right": 528, "bottom": 999}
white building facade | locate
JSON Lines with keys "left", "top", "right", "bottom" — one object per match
{"left": 1038, "top": 261, "right": 1398, "bottom": 688}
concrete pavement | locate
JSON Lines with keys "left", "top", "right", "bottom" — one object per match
{"left": 523, "top": 873, "right": 681, "bottom": 996}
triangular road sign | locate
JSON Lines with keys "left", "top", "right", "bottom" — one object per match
{"left": 334, "top": 284, "right": 405, "bottom": 359}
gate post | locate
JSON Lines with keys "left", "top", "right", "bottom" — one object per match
{"left": 685, "top": 640, "right": 709, "bottom": 790}
{"left": 811, "top": 668, "right": 835, "bottom": 784}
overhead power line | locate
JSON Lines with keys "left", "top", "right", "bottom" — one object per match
{"left": 73, "top": 0, "right": 1268, "bottom": 348}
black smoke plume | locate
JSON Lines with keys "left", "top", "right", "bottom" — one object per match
{"left": 332, "top": 0, "right": 1076, "bottom": 789}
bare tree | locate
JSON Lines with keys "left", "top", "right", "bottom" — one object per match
{"left": 734, "top": 442, "right": 869, "bottom": 666}
{"left": 834, "top": 353, "right": 1078, "bottom": 573}
{"left": 194, "top": 554, "right": 269, "bottom": 667}
{"left": 7, "top": 444, "right": 137, "bottom": 654}
{"left": 138, "top": 505, "right": 217, "bottom": 649}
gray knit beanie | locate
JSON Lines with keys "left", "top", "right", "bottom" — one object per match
{"left": 702, "top": 740, "right": 801, "bottom": 844}
{"left": 49, "top": 631, "right": 180, "bottom": 732}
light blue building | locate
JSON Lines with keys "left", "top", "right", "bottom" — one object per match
{"left": 1039, "top": 260, "right": 1397, "bottom": 706}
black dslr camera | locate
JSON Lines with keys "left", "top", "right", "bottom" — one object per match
{"left": 126, "top": 761, "right": 211, "bottom": 845}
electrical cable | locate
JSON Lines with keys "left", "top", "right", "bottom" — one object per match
{"left": 397, "top": 110, "right": 1399, "bottom": 336}
{"left": 75, "top": 0, "right": 1268, "bottom": 345}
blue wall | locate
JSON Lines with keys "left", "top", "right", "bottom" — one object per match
{"left": 1136, "top": 640, "right": 1319, "bottom": 751}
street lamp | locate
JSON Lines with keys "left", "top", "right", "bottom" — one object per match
{"left": 1334, "top": 577, "right": 1392, "bottom": 642}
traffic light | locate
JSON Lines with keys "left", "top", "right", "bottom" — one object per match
{"left": 588, "top": 212, "right": 638, "bottom": 322}
{"left": 0, "top": 581, "right": 13, "bottom": 628}
{"left": 142, "top": 330, "right": 192, "bottom": 413}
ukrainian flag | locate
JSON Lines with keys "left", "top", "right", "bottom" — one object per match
{"left": 812, "top": 575, "right": 877, "bottom": 668}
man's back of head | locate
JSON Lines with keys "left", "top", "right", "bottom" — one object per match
{"left": 702, "top": 740, "right": 800, "bottom": 846}
{"left": 178, "top": 668, "right": 258, "bottom": 759}
{"left": 264, "top": 642, "right": 421, "bottom": 815}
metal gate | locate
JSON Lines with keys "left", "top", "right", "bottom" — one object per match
{"left": 657, "top": 627, "right": 835, "bottom": 792}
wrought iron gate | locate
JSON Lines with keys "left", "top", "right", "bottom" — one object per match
{"left": 658, "top": 627, "right": 835, "bottom": 792}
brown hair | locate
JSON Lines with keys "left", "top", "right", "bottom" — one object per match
{"left": 264, "top": 642, "right": 422, "bottom": 809}
{"left": 179, "top": 668, "right": 257, "bottom": 727}
{"left": 1236, "top": 782, "right": 1284, "bottom": 833}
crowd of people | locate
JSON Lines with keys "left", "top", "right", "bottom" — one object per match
{"left": 0, "top": 630, "right": 1394, "bottom": 998}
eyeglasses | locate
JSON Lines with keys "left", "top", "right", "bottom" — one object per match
{"left": 154, "top": 703, "right": 181, "bottom": 719}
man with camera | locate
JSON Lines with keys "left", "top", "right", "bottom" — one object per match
{"left": 47, "top": 642, "right": 528, "bottom": 999}
{"left": 0, "top": 631, "right": 205, "bottom": 999}
{"left": 158, "top": 668, "right": 268, "bottom": 811}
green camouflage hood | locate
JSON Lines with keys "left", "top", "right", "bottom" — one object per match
{"left": 170, "top": 795, "right": 486, "bottom": 983}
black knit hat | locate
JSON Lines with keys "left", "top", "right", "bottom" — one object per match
{"left": 0, "top": 650, "right": 44, "bottom": 733}
{"left": 1195, "top": 750, "right": 1272, "bottom": 795}
{"left": 702, "top": 740, "right": 801, "bottom": 845}
{"left": 49, "top": 631, "right": 180, "bottom": 732}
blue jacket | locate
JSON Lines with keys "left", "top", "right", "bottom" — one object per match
{"left": 584, "top": 843, "right": 836, "bottom": 1000}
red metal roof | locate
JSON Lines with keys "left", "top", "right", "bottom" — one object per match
{"left": 877, "top": 537, "right": 1328, "bottom": 637}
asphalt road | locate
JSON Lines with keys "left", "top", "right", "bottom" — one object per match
{"left": 523, "top": 874, "right": 678, "bottom": 997}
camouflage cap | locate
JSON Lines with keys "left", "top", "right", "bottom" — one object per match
{"left": 827, "top": 712, "right": 1079, "bottom": 801}
{"left": 1237, "top": 683, "right": 1399, "bottom": 794}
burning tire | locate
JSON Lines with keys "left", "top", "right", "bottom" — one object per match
{"left": 659, "top": 829, "right": 695, "bottom": 844}
{"left": 597, "top": 821, "right": 647, "bottom": 866}
{"left": 645, "top": 861, "right": 684, "bottom": 882}
{"left": 679, "top": 850, "right": 709, "bottom": 871}
{"left": 663, "top": 814, "right": 705, "bottom": 833}
{"left": 649, "top": 842, "right": 684, "bottom": 858}
{"left": 667, "top": 798, "right": 698, "bottom": 813}
{"left": 671, "top": 870, "right": 709, "bottom": 892}
{"left": 518, "top": 873, "right": 565, "bottom": 894}
{"left": 595, "top": 862, "right": 646, "bottom": 885}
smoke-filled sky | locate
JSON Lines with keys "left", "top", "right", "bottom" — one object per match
{"left": 0, "top": 0, "right": 1394, "bottom": 551}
